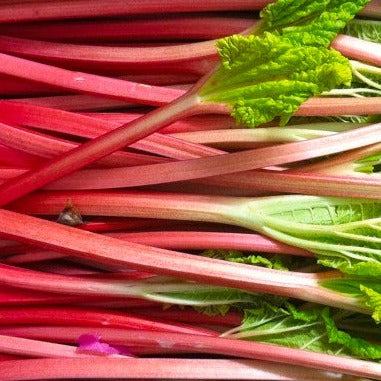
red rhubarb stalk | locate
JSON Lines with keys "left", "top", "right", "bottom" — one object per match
{"left": 0, "top": 306, "right": 217, "bottom": 336}
{"left": 0, "top": 86, "right": 200, "bottom": 205}
{"left": 1, "top": 358, "right": 355, "bottom": 381}
{"left": 0, "top": 30, "right": 379, "bottom": 72}
{"left": 0, "top": 286, "right": 157, "bottom": 308}
{"left": 0, "top": 0, "right": 272, "bottom": 23}
{"left": 1, "top": 326, "right": 380, "bottom": 378}
{"left": 2, "top": 101, "right": 381, "bottom": 199}
{"left": 0, "top": 16, "right": 254, "bottom": 42}
{"left": 0, "top": 101, "right": 222, "bottom": 160}
{"left": 3, "top": 231, "right": 310, "bottom": 264}
{"left": 0, "top": 35, "right": 219, "bottom": 74}
{"left": 2, "top": 336, "right": 381, "bottom": 380}
{"left": 0, "top": 121, "right": 166, "bottom": 167}
{"left": 0, "top": 334, "right": 95, "bottom": 359}
{"left": 42, "top": 123, "right": 381, "bottom": 197}
{"left": 106, "top": 231, "right": 310, "bottom": 255}
{"left": 331, "top": 35, "right": 381, "bottom": 66}
{"left": 0, "top": 53, "right": 183, "bottom": 106}
{"left": 0, "top": 145, "right": 42, "bottom": 168}
{"left": 13, "top": 94, "right": 135, "bottom": 111}
{"left": 0, "top": 208, "right": 367, "bottom": 313}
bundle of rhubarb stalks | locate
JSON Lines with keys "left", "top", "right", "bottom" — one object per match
{"left": 0, "top": 0, "right": 381, "bottom": 380}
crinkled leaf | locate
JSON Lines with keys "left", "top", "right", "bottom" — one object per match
{"left": 260, "top": 0, "right": 371, "bottom": 46}
{"left": 360, "top": 286, "right": 381, "bottom": 323}
{"left": 345, "top": 19, "right": 381, "bottom": 44}
{"left": 226, "top": 301, "right": 381, "bottom": 359}
{"left": 143, "top": 286, "right": 257, "bottom": 307}
{"left": 203, "top": 249, "right": 289, "bottom": 270}
{"left": 322, "top": 308, "right": 381, "bottom": 359}
{"left": 243, "top": 196, "right": 381, "bottom": 276}
{"left": 201, "top": 34, "right": 351, "bottom": 127}
{"left": 200, "top": 0, "right": 369, "bottom": 127}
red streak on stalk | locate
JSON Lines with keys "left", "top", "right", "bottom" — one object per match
{"left": 79, "top": 218, "right": 186, "bottom": 233}
{"left": 0, "top": 354, "right": 19, "bottom": 361}
{"left": 0, "top": 306, "right": 217, "bottom": 336}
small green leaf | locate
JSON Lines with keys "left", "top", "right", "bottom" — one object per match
{"left": 260, "top": 0, "right": 371, "bottom": 46}
{"left": 322, "top": 308, "right": 381, "bottom": 359}
{"left": 360, "top": 286, "right": 381, "bottom": 323}
{"left": 242, "top": 196, "right": 381, "bottom": 276}
{"left": 203, "top": 249, "right": 290, "bottom": 270}
{"left": 226, "top": 301, "right": 381, "bottom": 359}
{"left": 345, "top": 19, "right": 381, "bottom": 44}
{"left": 201, "top": 34, "right": 352, "bottom": 127}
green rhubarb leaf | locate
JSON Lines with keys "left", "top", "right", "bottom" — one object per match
{"left": 224, "top": 302, "right": 332, "bottom": 353}
{"left": 202, "top": 249, "right": 289, "bottom": 270}
{"left": 360, "top": 285, "right": 381, "bottom": 323}
{"left": 322, "top": 308, "right": 381, "bottom": 359}
{"left": 200, "top": 33, "right": 352, "bottom": 127}
{"left": 143, "top": 286, "right": 257, "bottom": 307}
{"left": 260, "top": 0, "right": 371, "bottom": 47}
{"left": 243, "top": 196, "right": 381, "bottom": 276}
{"left": 353, "top": 152, "right": 381, "bottom": 174}
{"left": 225, "top": 301, "right": 381, "bottom": 359}
{"left": 199, "top": 0, "right": 369, "bottom": 127}
{"left": 345, "top": 19, "right": 381, "bottom": 43}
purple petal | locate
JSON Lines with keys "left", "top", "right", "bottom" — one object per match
{"left": 77, "top": 333, "right": 134, "bottom": 356}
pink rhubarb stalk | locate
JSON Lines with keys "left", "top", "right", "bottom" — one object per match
{"left": 0, "top": 208, "right": 368, "bottom": 314}
{"left": 0, "top": 305, "right": 217, "bottom": 336}
{"left": 0, "top": 286, "right": 157, "bottom": 308}
{"left": 0, "top": 35, "right": 219, "bottom": 75}
{"left": 0, "top": 121, "right": 166, "bottom": 167}
{"left": 42, "top": 122, "right": 381, "bottom": 198}
{"left": 3, "top": 230, "right": 310, "bottom": 264}
{"left": 0, "top": 0, "right": 272, "bottom": 23}
{"left": 2, "top": 334, "right": 381, "bottom": 379}
{"left": 0, "top": 52, "right": 183, "bottom": 106}
{"left": 0, "top": 15, "right": 254, "bottom": 42}
{"left": 1, "top": 358, "right": 355, "bottom": 381}
{"left": 0, "top": 85, "right": 200, "bottom": 205}
{"left": 0, "top": 334, "right": 96, "bottom": 359}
